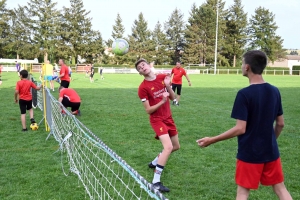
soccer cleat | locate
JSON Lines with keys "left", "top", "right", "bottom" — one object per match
{"left": 176, "top": 103, "right": 179, "bottom": 106}
{"left": 148, "top": 162, "right": 156, "bottom": 169}
{"left": 22, "top": 128, "right": 28, "bottom": 132}
{"left": 153, "top": 182, "right": 170, "bottom": 193}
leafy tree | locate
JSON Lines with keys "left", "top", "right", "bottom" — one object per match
{"left": 152, "top": 21, "right": 170, "bottom": 65}
{"left": 25, "top": 0, "right": 60, "bottom": 62}
{"left": 59, "top": 0, "right": 102, "bottom": 64}
{"left": 5, "top": 6, "right": 35, "bottom": 59}
{"left": 164, "top": 8, "right": 185, "bottom": 64}
{"left": 248, "top": 7, "right": 285, "bottom": 62}
{"left": 111, "top": 13, "right": 126, "bottom": 65}
{"left": 112, "top": 13, "right": 125, "bottom": 39}
{"left": 128, "top": 12, "right": 155, "bottom": 64}
{"left": 223, "top": 0, "right": 247, "bottom": 67}
{"left": 182, "top": 3, "right": 203, "bottom": 65}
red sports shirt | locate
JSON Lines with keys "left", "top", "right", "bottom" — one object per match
{"left": 171, "top": 67, "right": 186, "bottom": 84}
{"left": 60, "top": 64, "right": 70, "bottom": 81}
{"left": 16, "top": 79, "right": 38, "bottom": 101}
{"left": 138, "top": 74, "right": 171, "bottom": 122}
{"left": 59, "top": 88, "right": 81, "bottom": 103}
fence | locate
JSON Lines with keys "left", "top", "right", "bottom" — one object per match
{"left": 200, "top": 69, "right": 299, "bottom": 75}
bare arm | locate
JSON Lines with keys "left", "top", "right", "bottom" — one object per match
{"left": 197, "top": 120, "right": 246, "bottom": 147}
{"left": 274, "top": 115, "right": 284, "bottom": 139}
{"left": 14, "top": 90, "right": 19, "bottom": 103}
{"left": 58, "top": 97, "right": 63, "bottom": 103}
{"left": 185, "top": 74, "right": 191, "bottom": 86}
{"left": 142, "top": 93, "right": 169, "bottom": 115}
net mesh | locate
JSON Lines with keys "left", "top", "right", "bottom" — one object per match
{"left": 30, "top": 74, "right": 168, "bottom": 200}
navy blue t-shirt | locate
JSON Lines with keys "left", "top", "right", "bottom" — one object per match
{"left": 231, "top": 83, "right": 283, "bottom": 163}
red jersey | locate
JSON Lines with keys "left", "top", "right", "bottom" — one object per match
{"left": 60, "top": 88, "right": 81, "bottom": 103}
{"left": 171, "top": 67, "right": 186, "bottom": 84}
{"left": 60, "top": 64, "right": 70, "bottom": 81}
{"left": 138, "top": 74, "right": 171, "bottom": 122}
{"left": 16, "top": 79, "right": 38, "bottom": 101}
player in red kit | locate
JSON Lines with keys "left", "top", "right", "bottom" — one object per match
{"left": 136, "top": 58, "right": 180, "bottom": 193}
{"left": 58, "top": 86, "right": 81, "bottom": 116}
{"left": 171, "top": 61, "right": 191, "bottom": 106}
{"left": 56, "top": 59, "right": 70, "bottom": 88}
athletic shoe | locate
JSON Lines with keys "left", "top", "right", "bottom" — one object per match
{"left": 172, "top": 101, "right": 176, "bottom": 105}
{"left": 22, "top": 128, "right": 28, "bottom": 132}
{"left": 176, "top": 103, "right": 179, "bottom": 106}
{"left": 153, "top": 182, "right": 170, "bottom": 193}
{"left": 148, "top": 162, "right": 156, "bottom": 169}
{"left": 77, "top": 109, "right": 81, "bottom": 116}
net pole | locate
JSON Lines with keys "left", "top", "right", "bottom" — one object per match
{"left": 41, "top": 63, "right": 50, "bottom": 131}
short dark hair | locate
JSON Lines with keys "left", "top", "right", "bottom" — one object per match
{"left": 20, "top": 70, "right": 28, "bottom": 78}
{"left": 243, "top": 50, "right": 267, "bottom": 74}
{"left": 135, "top": 58, "right": 149, "bottom": 69}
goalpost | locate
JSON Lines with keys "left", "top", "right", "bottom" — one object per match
{"left": 30, "top": 75, "right": 168, "bottom": 200}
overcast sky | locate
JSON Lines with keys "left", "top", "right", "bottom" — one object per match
{"left": 7, "top": 0, "right": 300, "bottom": 49}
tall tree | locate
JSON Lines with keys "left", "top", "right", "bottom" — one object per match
{"left": 5, "top": 6, "right": 35, "bottom": 59}
{"left": 152, "top": 21, "right": 169, "bottom": 65}
{"left": 128, "top": 12, "right": 155, "bottom": 63}
{"left": 60, "top": 0, "right": 101, "bottom": 64}
{"left": 183, "top": 0, "right": 227, "bottom": 66}
{"left": 112, "top": 13, "right": 125, "bottom": 40}
{"left": 25, "top": 0, "right": 60, "bottom": 62}
{"left": 223, "top": 0, "right": 247, "bottom": 67}
{"left": 164, "top": 8, "right": 185, "bottom": 64}
{"left": 182, "top": 3, "right": 203, "bottom": 65}
{"left": 248, "top": 7, "right": 285, "bottom": 62}
{"left": 0, "top": 0, "right": 11, "bottom": 58}
{"left": 111, "top": 13, "right": 126, "bottom": 64}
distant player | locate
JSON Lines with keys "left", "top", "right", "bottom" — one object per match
{"left": 85, "top": 64, "right": 89, "bottom": 78}
{"left": 136, "top": 58, "right": 180, "bottom": 193}
{"left": 90, "top": 64, "right": 94, "bottom": 83}
{"left": 56, "top": 59, "right": 70, "bottom": 88}
{"left": 99, "top": 66, "right": 104, "bottom": 79}
{"left": 68, "top": 66, "right": 72, "bottom": 81}
{"left": 197, "top": 50, "right": 292, "bottom": 200}
{"left": 171, "top": 61, "right": 191, "bottom": 106}
{"left": 52, "top": 63, "right": 60, "bottom": 83}
{"left": 43, "top": 60, "right": 54, "bottom": 91}
{"left": 58, "top": 86, "right": 81, "bottom": 116}
{"left": 15, "top": 70, "right": 41, "bottom": 131}
{"left": 15, "top": 61, "right": 21, "bottom": 76}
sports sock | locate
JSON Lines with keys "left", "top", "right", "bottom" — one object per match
{"left": 152, "top": 164, "right": 164, "bottom": 183}
{"left": 30, "top": 118, "right": 36, "bottom": 124}
{"left": 151, "top": 152, "right": 161, "bottom": 166}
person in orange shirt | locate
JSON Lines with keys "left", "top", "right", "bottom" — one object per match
{"left": 58, "top": 86, "right": 81, "bottom": 116}
{"left": 171, "top": 61, "right": 191, "bottom": 106}
{"left": 15, "top": 70, "right": 41, "bottom": 131}
{"left": 56, "top": 59, "right": 70, "bottom": 88}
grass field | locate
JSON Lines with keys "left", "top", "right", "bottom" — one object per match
{"left": 0, "top": 72, "right": 299, "bottom": 200}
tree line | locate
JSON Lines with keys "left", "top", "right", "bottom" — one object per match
{"left": 0, "top": 0, "right": 285, "bottom": 67}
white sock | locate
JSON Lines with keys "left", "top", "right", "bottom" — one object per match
{"left": 173, "top": 99, "right": 177, "bottom": 102}
{"left": 151, "top": 153, "right": 161, "bottom": 165}
{"left": 152, "top": 165, "right": 164, "bottom": 183}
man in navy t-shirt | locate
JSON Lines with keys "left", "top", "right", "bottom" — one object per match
{"left": 196, "top": 50, "right": 292, "bottom": 200}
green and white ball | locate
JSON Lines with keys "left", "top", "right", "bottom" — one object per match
{"left": 112, "top": 38, "right": 129, "bottom": 56}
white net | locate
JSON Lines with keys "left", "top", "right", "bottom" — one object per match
{"left": 31, "top": 76, "right": 167, "bottom": 200}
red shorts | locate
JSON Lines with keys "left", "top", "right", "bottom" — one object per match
{"left": 150, "top": 116, "right": 178, "bottom": 139}
{"left": 235, "top": 158, "right": 284, "bottom": 189}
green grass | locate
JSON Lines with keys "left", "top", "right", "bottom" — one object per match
{"left": 0, "top": 72, "right": 299, "bottom": 200}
